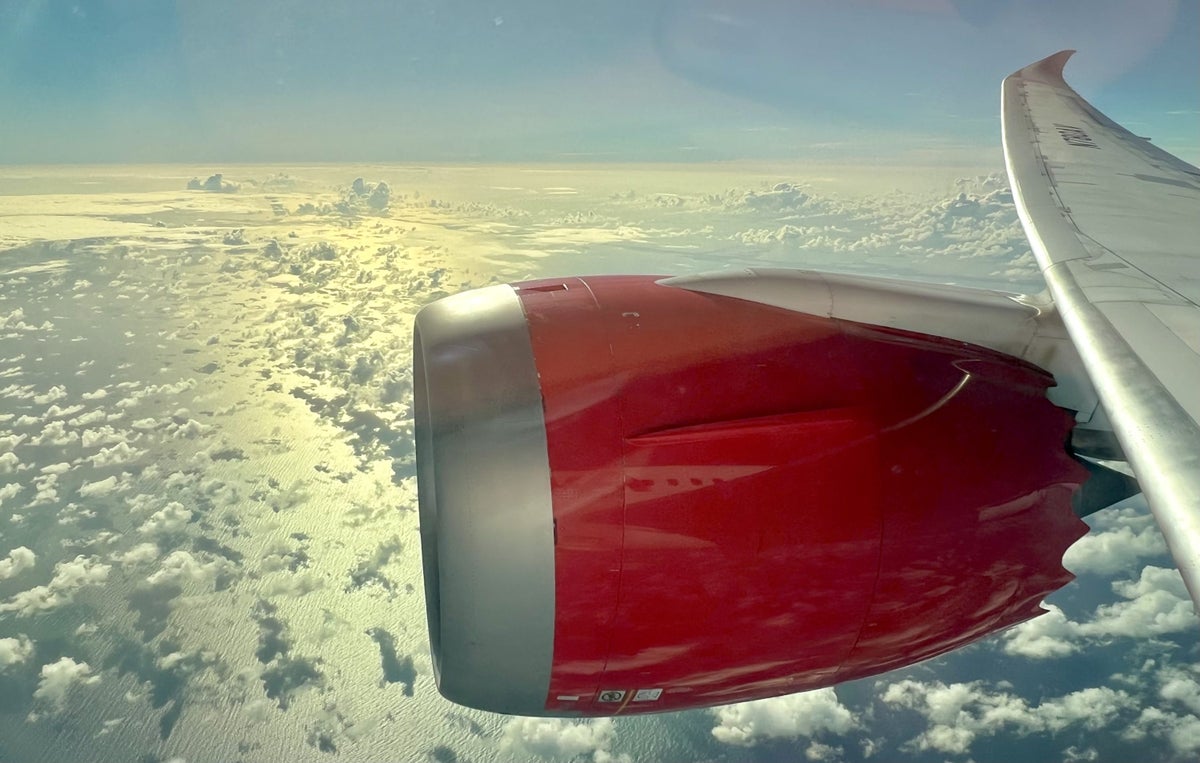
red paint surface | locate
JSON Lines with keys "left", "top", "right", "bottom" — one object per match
{"left": 516, "top": 275, "right": 1087, "bottom": 715}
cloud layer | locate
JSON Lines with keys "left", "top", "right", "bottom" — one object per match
{"left": 0, "top": 163, "right": 1194, "bottom": 762}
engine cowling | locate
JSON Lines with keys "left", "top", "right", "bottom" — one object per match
{"left": 413, "top": 274, "right": 1087, "bottom": 717}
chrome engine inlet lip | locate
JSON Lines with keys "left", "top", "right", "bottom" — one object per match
{"left": 413, "top": 284, "right": 556, "bottom": 716}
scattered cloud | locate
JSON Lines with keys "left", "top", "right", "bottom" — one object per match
{"left": 187, "top": 173, "right": 239, "bottom": 193}
{"left": 346, "top": 534, "right": 404, "bottom": 592}
{"left": 78, "top": 475, "right": 123, "bottom": 498}
{"left": 0, "top": 432, "right": 27, "bottom": 451}
{"left": 711, "top": 689, "right": 858, "bottom": 746}
{"left": 261, "top": 655, "right": 325, "bottom": 710}
{"left": 168, "top": 418, "right": 211, "bottom": 439}
{"left": 0, "top": 635, "right": 35, "bottom": 669}
{"left": 0, "top": 451, "right": 21, "bottom": 473}
{"left": 32, "top": 657, "right": 101, "bottom": 710}
{"left": 1087, "top": 565, "right": 1196, "bottom": 638}
{"left": 1063, "top": 745, "right": 1100, "bottom": 762}
{"left": 262, "top": 569, "right": 324, "bottom": 597}
{"left": 80, "top": 426, "right": 128, "bottom": 449}
{"left": 138, "top": 502, "right": 193, "bottom": 536}
{"left": 30, "top": 473, "right": 60, "bottom": 506}
{"left": 32, "top": 420, "right": 78, "bottom": 447}
{"left": 0, "top": 545, "right": 36, "bottom": 580}
{"left": 69, "top": 408, "right": 110, "bottom": 428}
{"left": 0, "top": 482, "right": 23, "bottom": 506}
{"left": 45, "top": 403, "right": 85, "bottom": 419}
{"left": 0, "top": 555, "right": 112, "bottom": 616}
{"left": 1002, "top": 604, "right": 1081, "bottom": 659}
{"left": 881, "top": 679, "right": 1137, "bottom": 755}
{"left": 87, "top": 441, "right": 143, "bottom": 468}
{"left": 804, "top": 741, "right": 843, "bottom": 761}
{"left": 1125, "top": 706, "right": 1200, "bottom": 758}
{"left": 1063, "top": 506, "right": 1168, "bottom": 576}
{"left": 1003, "top": 563, "right": 1195, "bottom": 659}
{"left": 144, "top": 550, "right": 229, "bottom": 588}
{"left": 32, "top": 385, "right": 68, "bottom": 405}
{"left": 111, "top": 542, "right": 160, "bottom": 567}
{"left": 502, "top": 717, "right": 630, "bottom": 763}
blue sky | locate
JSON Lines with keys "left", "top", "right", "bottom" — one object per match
{"left": 0, "top": 0, "right": 1196, "bottom": 164}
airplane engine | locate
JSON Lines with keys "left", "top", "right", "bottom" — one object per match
{"left": 413, "top": 274, "right": 1088, "bottom": 717}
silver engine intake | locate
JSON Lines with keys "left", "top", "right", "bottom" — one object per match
{"left": 413, "top": 285, "right": 557, "bottom": 715}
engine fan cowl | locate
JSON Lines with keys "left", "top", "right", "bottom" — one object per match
{"left": 413, "top": 275, "right": 1087, "bottom": 717}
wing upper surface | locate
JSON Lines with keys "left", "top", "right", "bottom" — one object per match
{"left": 1003, "top": 50, "right": 1200, "bottom": 613}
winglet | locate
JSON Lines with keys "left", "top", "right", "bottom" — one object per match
{"left": 1008, "top": 49, "right": 1076, "bottom": 87}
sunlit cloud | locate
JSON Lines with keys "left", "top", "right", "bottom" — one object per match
{"left": 0, "top": 635, "right": 35, "bottom": 669}
{"left": 0, "top": 555, "right": 111, "bottom": 616}
{"left": 711, "top": 689, "right": 858, "bottom": 746}
{"left": 32, "top": 657, "right": 101, "bottom": 712}
{"left": 881, "top": 679, "right": 1137, "bottom": 755}
{"left": 0, "top": 545, "right": 36, "bottom": 580}
{"left": 502, "top": 717, "right": 630, "bottom": 763}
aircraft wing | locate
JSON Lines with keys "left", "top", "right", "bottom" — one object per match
{"left": 1002, "top": 50, "right": 1200, "bottom": 612}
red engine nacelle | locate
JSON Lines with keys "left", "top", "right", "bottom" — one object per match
{"left": 413, "top": 275, "right": 1087, "bottom": 717}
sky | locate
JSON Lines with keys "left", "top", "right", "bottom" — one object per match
{"left": 0, "top": 0, "right": 1197, "bottom": 165}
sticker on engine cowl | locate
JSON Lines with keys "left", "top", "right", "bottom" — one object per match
{"left": 632, "top": 688, "right": 663, "bottom": 702}
{"left": 597, "top": 690, "right": 626, "bottom": 703}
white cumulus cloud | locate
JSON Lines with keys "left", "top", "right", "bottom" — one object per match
{"left": 1086, "top": 566, "right": 1196, "bottom": 638}
{"left": 0, "top": 451, "right": 20, "bottom": 473}
{"left": 33, "top": 657, "right": 100, "bottom": 710}
{"left": 81, "top": 426, "right": 127, "bottom": 449}
{"left": 0, "top": 555, "right": 111, "bottom": 616}
{"left": 1064, "top": 506, "right": 1168, "bottom": 576}
{"left": 0, "top": 546, "right": 36, "bottom": 580}
{"left": 502, "top": 717, "right": 630, "bottom": 763}
{"left": 881, "top": 679, "right": 1136, "bottom": 755}
{"left": 87, "top": 441, "right": 142, "bottom": 467}
{"left": 0, "top": 635, "right": 35, "bottom": 669}
{"left": 45, "top": 403, "right": 85, "bottom": 419}
{"left": 111, "top": 542, "right": 160, "bottom": 567}
{"left": 138, "top": 502, "right": 193, "bottom": 535}
{"left": 69, "top": 408, "right": 108, "bottom": 428}
{"left": 1004, "top": 564, "right": 1195, "bottom": 657}
{"left": 1125, "top": 706, "right": 1200, "bottom": 758}
{"left": 33, "top": 420, "right": 78, "bottom": 447}
{"left": 711, "top": 689, "right": 857, "bottom": 746}
{"left": 0, "top": 482, "right": 22, "bottom": 506}
{"left": 0, "top": 432, "right": 27, "bottom": 451}
{"left": 1002, "top": 604, "right": 1081, "bottom": 659}
{"left": 77, "top": 477, "right": 130, "bottom": 501}
{"left": 145, "top": 550, "right": 227, "bottom": 587}
{"left": 32, "top": 385, "right": 68, "bottom": 405}
{"left": 30, "top": 473, "right": 59, "bottom": 506}
{"left": 1160, "top": 667, "right": 1200, "bottom": 715}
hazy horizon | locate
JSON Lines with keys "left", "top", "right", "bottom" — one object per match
{"left": 1, "top": 1, "right": 1197, "bottom": 166}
